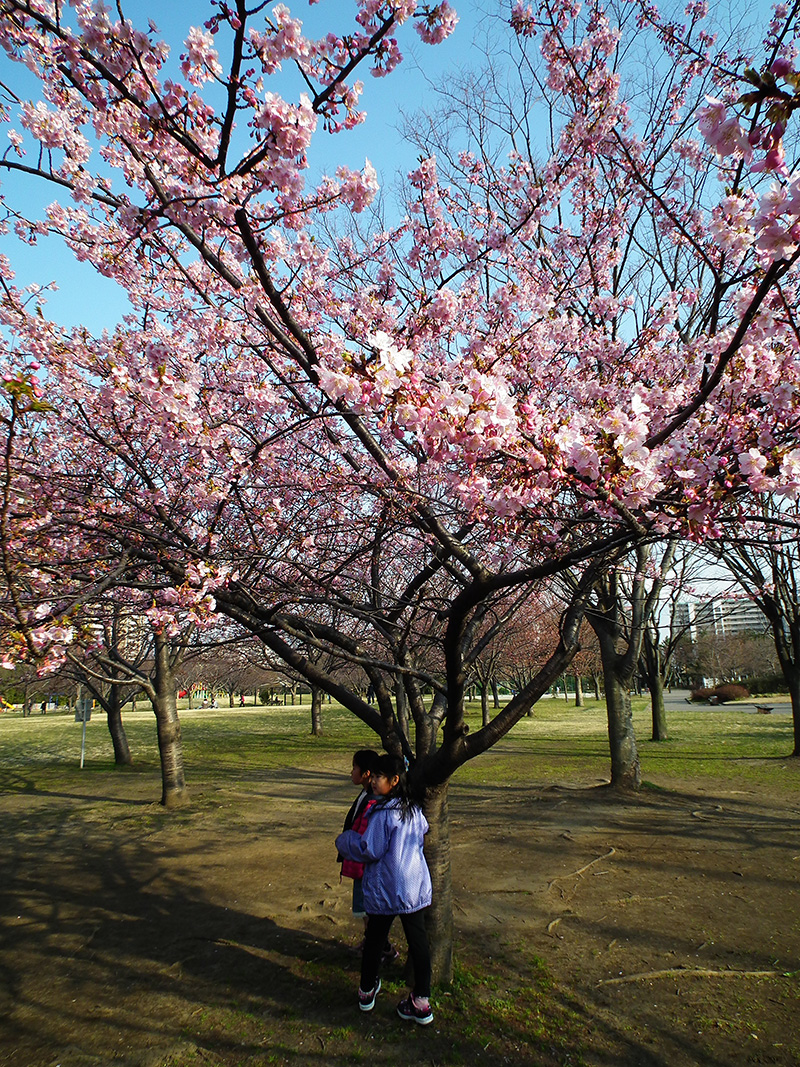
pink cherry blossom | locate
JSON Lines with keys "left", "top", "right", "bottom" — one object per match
{"left": 180, "top": 27, "right": 223, "bottom": 84}
{"left": 0, "top": 0, "right": 799, "bottom": 832}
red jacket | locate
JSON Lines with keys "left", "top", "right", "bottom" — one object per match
{"left": 340, "top": 792, "right": 377, "bottom": 880}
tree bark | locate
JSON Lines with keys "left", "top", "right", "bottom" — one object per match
{"left": 310, "top": 685, "right": 323, "bottom": 736}
{"left": 641, "top": 623, "right": 669, "bottom": 741}
{"left": 106, "top": 682, "right": 133, "bottom": 766}
{"left": 775, "top": 662, "right": 800, "bottom": 756}
{"left": 574, "top": 672, "right": 584, "bottom": 707}
{"left": 595, "top": 627, "right": 641, "bottom": 791}
{"left": 766, "top": 611, "right": 800, "bottom": 757}
{"left": 152, "top": 632, "right": 188, "bottom": 808}
{"left": 422, "top": 780, "right": 453, "bottom": 986}
{"left": 603, "top": 670, "right": 641, "bottom": 790}
{"left": 480, "top": 685, "right": 489, "bottom": 726}
{"left": 790, "top": 673, "right": 800, "bottom": 757}
{"left": 395, "top": 679, "right": 409, "bottom": 739}
{"left": 649, "top": 672, "right": 668, "bottom": 741}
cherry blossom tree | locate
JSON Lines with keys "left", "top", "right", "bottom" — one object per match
{"left": 487, "top": 595, "right": 562, "bottom": 699}
{"left": 2, "top": 0, "right": 800, "bottom": 980}
{"left": 62, "top": 598, "right": 142, "bottom": 765}
{"left": 59, "top": 591, "right": 202, "bottom": 804}
{"left": 0, "top": 377, "right": 209, "bottom": 800}
{"left": 576, "top": 542, "right": 674, "bottom": 788}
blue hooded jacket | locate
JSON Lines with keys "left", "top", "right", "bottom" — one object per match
{"left": 335, "top": 798, "right": 432, "bottom": 915}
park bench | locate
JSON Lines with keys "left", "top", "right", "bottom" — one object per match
{"left": 755, "top": 704, "right": 773, "bottom": 714}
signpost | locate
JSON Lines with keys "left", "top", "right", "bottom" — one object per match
{"left": 75, "top": 696, "right": 92, "bottom": 768}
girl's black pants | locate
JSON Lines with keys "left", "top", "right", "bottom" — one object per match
{"left": 360, "top": 910, "right": 431, "bottom": 998}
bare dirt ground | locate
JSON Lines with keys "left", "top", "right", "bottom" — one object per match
{"left": 1, "top": 752, "right": 799, "bottom": 1067}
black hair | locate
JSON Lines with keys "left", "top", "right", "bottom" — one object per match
{"left": 352, "top": 749, "right": 381, "bottom": 775}
{"left": 372, "top": 753, "right": 419, "bottom": 820}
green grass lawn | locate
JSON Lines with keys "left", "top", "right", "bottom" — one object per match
{"left": 1, "top": 693, "right": 795, "bottom": 796}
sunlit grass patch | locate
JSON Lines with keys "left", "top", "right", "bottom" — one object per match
{"left": 1, "top": 694, "right": 796, "bottom": 801}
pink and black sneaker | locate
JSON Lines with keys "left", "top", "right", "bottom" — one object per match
{"left": 358, "top": 978, "right": 381, "bottom": 1012}
{"left": 396, "top": 994, "right": 433, "bottom": 1025}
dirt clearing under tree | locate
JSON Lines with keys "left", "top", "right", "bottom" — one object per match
{"left": 1, "top": 706, "right": 799, "bottom": 1067}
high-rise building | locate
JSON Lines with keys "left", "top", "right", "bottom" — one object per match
{"left": 672, "top": 599, "right": 768, "bottom": 640}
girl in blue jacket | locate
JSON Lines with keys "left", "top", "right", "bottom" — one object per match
{"left": 335, "top": 753, "right": 433, "bottom": 1025}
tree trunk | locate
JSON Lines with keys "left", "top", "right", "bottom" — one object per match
{"left": 107, "top": 682, "right": 133, "bottom": 766}
{"left": 491, "top": 677, "right": 500, "bottom": 709}
{"left": 650, "top": 672, "right": 668, "bottom": 741}
{"left": 152, "top": 633, "right": 188, "bottom": 808}
{"left": 480, "top": 685, "right": 489, "bottom": 726}
{"left": 785, "top": 670, "right": 800, "bottom": 757}
{"left": 574, "top": 672, "right": 584, "bottom": 707}
{"left": 605, "top": 677, "right": 641, "bottom": 790}
{"left": 395, "top": 680, "right": 409, "bottom": 739}
{"left": 310, "top": 685, "right": 323, "bottom": 736}
{"left": 596, "top": 629, "right": 641, "bottom": 791}
{"left": 771, "top": 632, "right": 800, "bottom": 756}
{"left": 422, "top": 781, "right": 453, "bottom": 986}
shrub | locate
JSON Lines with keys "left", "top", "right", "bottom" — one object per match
{"left": 713, "top": 683, "right": 750, "bottom": 703}
{"left": 690, "top": 688, "right": 716, "bottom": 702}
{"left": 690, "top": 683, "right": 750, "bottom": 704}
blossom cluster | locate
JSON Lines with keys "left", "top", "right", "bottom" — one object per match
{"left": 1, "top": 0, "right": 800, "bottom": 683}
{"left": 752, "top": 174, "right": 800, "bottom": 262}
{"left": 145, "top": 563, "right": 232, "bottom": 636}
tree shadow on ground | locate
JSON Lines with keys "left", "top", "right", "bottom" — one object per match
{"left": 0, "top": 805, "right": 586, "bottom": 1067}
{"left": 2, "top": 770, "right": 798, "bottom": 1067}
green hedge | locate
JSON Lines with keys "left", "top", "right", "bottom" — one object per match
{"left": 741, "top": 674, "right": 790, "bottom": 696}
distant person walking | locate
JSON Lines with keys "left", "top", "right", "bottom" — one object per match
{"left": 335, "top": 753, "right": 433, "bottom": 1025}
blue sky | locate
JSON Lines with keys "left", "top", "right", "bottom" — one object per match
{"left": 0, "top": 0, "right": 782, "bottom": 335}
{"left": 0, "top": 0, "right": 500, "bottom": 333}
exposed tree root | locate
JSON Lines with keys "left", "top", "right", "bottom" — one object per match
{"left": 691, "top": 805, "right": 724, "bottom": 819}
{"left": 548, "top": 847, "right": 617, "bottom": 895}
{"left": 599, "top": 967, "right": 779, "bottom": 986}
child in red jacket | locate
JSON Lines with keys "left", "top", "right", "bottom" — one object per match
{"left": 338, "top": 749, "right": 380, "bottom": 938}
